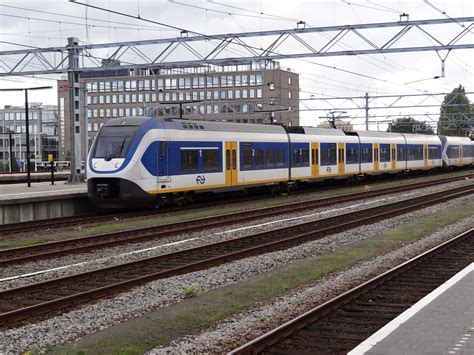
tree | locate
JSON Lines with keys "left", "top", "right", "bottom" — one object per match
{"left": 438, "top": 85, "right": 473, "bottom": 136}
{"left": 10, "top": 154, "right": 20, "bottom": 172}
{"left": 387, "top": 117, "right": 434, "bottom": 134}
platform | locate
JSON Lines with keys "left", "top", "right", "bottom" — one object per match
{"left": 350, "top": 263, "right": 474, "bottom": 355}
{"left": 0, "top": 181, "right": 89, "bottom": 224}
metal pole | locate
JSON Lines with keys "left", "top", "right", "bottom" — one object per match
{"left": 365, "top": 92, "right": 369, "bottom": 131}
{"left": 8, "top": 132, "right": 13, "bottom": 173}
{"left": 25, "top": 89, "right": 31, "bottom": 187}
{"left": 83, "top": 87, "right": 88, "bottom": 177}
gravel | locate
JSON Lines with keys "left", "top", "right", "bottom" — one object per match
{"left": 0, "top": 185, "right": 472, "bottom": 353}
{"left": 0, "top": 179, "right": 471, "bottom": 285}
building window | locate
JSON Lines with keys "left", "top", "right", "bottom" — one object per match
{"left": 158, "top": 79, "right": 164, "bottom": 90}
{"left": 206, "top": 91, "right": 212, "bottom": 100}
{"left": 288, "top": 77, "right": 292, "bottom": 85}
{"left": 87, "top": 123, "right": 92, "bottom": 132}
{"left": 288, "top": 92, "right": 292, "bottom": 99}
{"left": 249, "top": 89, "right": 255, "bottom": 99}
{"left": 152, "top": 93, "right": 157, "bottom": 102}
{"left": 93, "top": 109, "right": 98, "bottom": 118}
{"left": 172, "top": 92, "right": 177, "bottom": 101}
{"left": 118, "top": 95, "right": 124, "bottom": 103}
{"left": 257, "top": 89, "right": 262, "bottom": 98}
{"left": 256, "top": 74, "right": 262, "bottom": 85}
{"left": 99, "top": 109, "right": 104, "bottom": 117}
{"left": 138, "top": 94, "right": 143, "bottom": 103}
{"left": 131, "top": 94, "right": 137, "bottom": 103}
{"left": 125, "top": 95, "right": 130, "bottom": 103}
{"left": 105, "top": 95, "right": 111, "bottom": 104}
{"left": 145, "top": 93, "right": 150, "bottom": 102}
{"left": 106, "top": 109, "right": 111, "bottom": 117}
{"left": 220, "top": 76, "right": 227, "bottom": 88}
{"left": 171, "top": 78, "right": 177, "bottom": 89}
{"left": 235, "top": 75, "right": 241, "bottom": 87}
{"left": 112, "top": 95, "right": 117, "bottom": 104}
{"left": 93, "top": 123, "right": 99, "bottom": 131}
{"left": 104, "top": 81, "right": 111, "bottom": 92}
{"left": 242, "top": 90, "right": 248, "bottom": 99}
{"left": 228, "top": 90, "right": 233, "bottom": 100}
{"left": 111, "top": 81, "right": 118, "bottom": 92}
{"left": 220, "top": 90, "right": 226, "bottom": 100}
{"left": 112, "top": 108, "right": 117, "bottom": 117}
{"left": 199, "top": 91, "right": 205, "bottom": 100}
{"left": 249, "top": 75, "right": 256, "bottom": 86}
{"left": 235, "top": 90, "right": 241, "bottom": 99}
{"left": 92, "top": 96, "right": 98, "bottom": 104}
{"left": 241, "top": 75, "right": 248, "bottom": 86}
{"left": 199, "top": 77, "right": 205, "bottom": 88}
{"left": 86, "top": 96, "right": 91, "bottom": 105}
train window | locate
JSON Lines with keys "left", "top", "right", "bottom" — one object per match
{"left": 226, "top": 150, "right": 231, "bottom": 170}
{"left": 93, "top": 125, "right": 138, "bottom": 160}
{"left": 346, "top": 147, "right": 359, "bottom": 164}
{"left": 379, "top": 144, "right": 390, "bottom": 162}
{"left": 275, "top": 149, "right": 285, "bottom": 167}
{"left": 242, "top": 149, "right": 252, "bottom": 169}
{"left": 449, "top": 145, "right": 460, "bottom": 158}
{"left": 397, "top": 145, "right": 406, "bottom": 161}
{"left": 203, "top": 149, "right": 219, "bottom": 172}
{"left": 301, "top": 149, "right": 309, "bottom": 165}
{"left": 180, "top": 150, "right": 198, "bottom": 172}
{"left": 407, "top": 145, "right": 423, "bottom": 160}
{"left": 232, "top": 149, "right": 237, "bottom": 169}
{"left": 265, "top": 150, "right": 274, "bottom": 167}
{"left": 255, "top": 149, "right": 264, "bottom": 168}
{"left": 320, "top": 143, "right": 337, "bottom": 166}
{"left": 428, "top": 146, "right": 439, "bottom": 160}
{"left": 361, "top": 145, "right": 373, "bottom": 163}
{"left": 292, "top": 149, "right": 300, "bottom": 166}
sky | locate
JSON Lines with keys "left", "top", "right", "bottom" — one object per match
{"left": 0, "top": 0, "right": 473, "bottom": 130}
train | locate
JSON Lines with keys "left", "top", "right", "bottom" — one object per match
{"left": 87, "top": 116, "right": 473, "bottom": 208}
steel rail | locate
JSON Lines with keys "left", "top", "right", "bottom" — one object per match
{"left": 0, "top": 175, "right": 472, "bottom": 266}
{"left": 0, "top": 185, "right": 472, "bottom": 328}
{"left": 1, "top": 172, "right": 471, "bottom": 236}
{"left": 230, "top": 228, "right": 474, "bottom": 354}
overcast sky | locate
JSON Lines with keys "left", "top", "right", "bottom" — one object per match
{"left": 0, "top": 0, "right": 472, "bottom": 129}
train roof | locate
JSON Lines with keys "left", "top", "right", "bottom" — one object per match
{"left": 104, "top": 116, "right": 287, "bottom": 134}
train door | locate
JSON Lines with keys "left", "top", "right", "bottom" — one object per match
{"left": 391, "top": 144, "right": 396, "bottom": 170}
{"left": 338, "top": 143, "right": 345, "bottom": 175}
{"left": 424, "top": 144, "right": 428, "bottom": 167}
{"left": 311, "top": 142, "right": 319, "bottom": 178}
{"left": 374, "top": 143, "right": 379, "bottom": 172}
{"left": 157, "top": 141, "right": 170, "bottom": 182}
{"left": 225, "top": 141, "right": 238, "bottom": 186}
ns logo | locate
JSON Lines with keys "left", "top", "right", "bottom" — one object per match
{"left": 196, "top": 175, "right": 206, "bottom": 185}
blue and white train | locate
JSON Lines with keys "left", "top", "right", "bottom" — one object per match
{"left": 87, "top": 116, "right": 474, "bottom": 208}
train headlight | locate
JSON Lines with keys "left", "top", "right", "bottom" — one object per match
{"left": 115, "top": 162, "right": 120, "bottom": 168}
{"left": 93, "top": 163, "right": 98, "bottom": 169}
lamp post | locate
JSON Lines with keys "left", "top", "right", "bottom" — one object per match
{"left": 0, "top": 86, "right": 52, "bottom": 187}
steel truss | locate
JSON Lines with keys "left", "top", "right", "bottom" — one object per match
{"left": 0, "top": 17, "right": 474, "bottom": 76}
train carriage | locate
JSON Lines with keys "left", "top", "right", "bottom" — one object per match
{"left": 87, "top": 116, "right": 469, "bottom": 208}
{"left": 440, "top": 136, "right": 474, "bottom": 167}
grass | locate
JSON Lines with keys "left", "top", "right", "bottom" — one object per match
{"left": 53, "top": 199, "right": 473, "bottom": 355}
{"left": 5, "top": 239, "right": 50, "bottom": 248}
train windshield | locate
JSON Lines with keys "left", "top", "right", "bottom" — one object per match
{"left": 92, "top": 125, "right": 138, "bottom": 160}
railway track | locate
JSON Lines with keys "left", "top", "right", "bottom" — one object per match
{"left": 0, "top": 184, "right": 472, "bottom": 328}
{"left": 1, "top": 176, "right": 473, "bottom": 266}
{"left": 0, "top": 172, "right": 472, "bottom": 236}
{"left": 230, "top": 228, "right": 474, "bottom": 354}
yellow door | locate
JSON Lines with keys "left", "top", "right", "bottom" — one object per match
{"left": 424, "top": 144, "right": 428, "bottom": 167}
{"left": 374, "top": 143, "right": 379, "bottom": 172}
{"left": 338, "top": 143, "right": 345, "bottom": 175}
{"left": 225, "top": 142, "right": 238, "bottom": 186}
{"left": 391, "top": 144, "right": 396, "bottom": 170}
{"left": 311, "top": 142, "right": 319, "bottom": 178}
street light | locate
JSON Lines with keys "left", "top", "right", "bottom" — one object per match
{"left": 0, "top": 86, "right": 52, "bottom": 187}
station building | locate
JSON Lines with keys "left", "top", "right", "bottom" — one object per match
{"left": 57, "top": 60, "right": 299, "bottom": 161}
{"left": 0, "top": 104, "right": 59, "bottom": 172}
